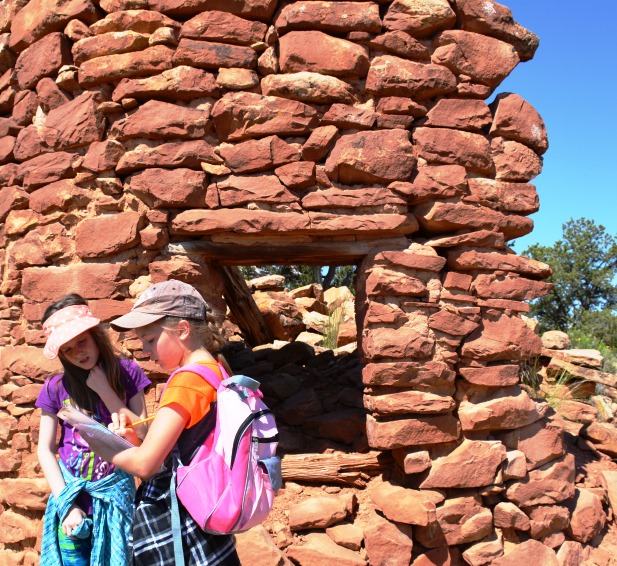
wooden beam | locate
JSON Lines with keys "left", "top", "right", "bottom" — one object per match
{"left": 215, "top": 265, "right": 273, "bottom": 347}
{"left": 166, "top": 237, "right": 409, "bottom": 265}
{"left": 281, "top": 451, "right": 392, "bottom": 488}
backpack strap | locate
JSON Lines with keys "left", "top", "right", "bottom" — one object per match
{"left": 160, "top": 362, "right": 225, "bottom": 401}
{"left": 169, "top": 458, "right": 185, "bottom": 566}
{"left": 222, "top": 375, "right": 262, "bottom": 401}
{"left": 167, "top": 361, "right": 225, "bottom": 566}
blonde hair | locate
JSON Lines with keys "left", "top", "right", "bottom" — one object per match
{"left": 160, "top": 315, "right": 232, "bottom": 375}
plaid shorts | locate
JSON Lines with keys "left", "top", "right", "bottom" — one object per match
{"left": 131, "top": 471, "right": 240, "bottom": 566}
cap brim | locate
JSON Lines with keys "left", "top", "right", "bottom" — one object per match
{"left": 110, "top": 310, "right": 166, "bottom": 331}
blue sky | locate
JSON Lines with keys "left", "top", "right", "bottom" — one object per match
{"left": 490, "top": 0, "right": 617, "bottom": 252}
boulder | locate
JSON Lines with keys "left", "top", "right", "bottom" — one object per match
{"left": 498, "top": 417, "right": 565, "bottom": 470}
{"left": 461, "top": 313, "right": 543, "bottom": 362}
{"left": 565, "top": 488, "right": 606, "bottom": 543}
{"left": 78, "top": 45, "right": 175, "bottom": 86}
{"left": 490, "top": 92, "right": 548, "bottom": 154}
{"left": 148, "top": 0, "right": 277, "bottom": 20}
{"left": 172, "top": 38, "right": 257, "bottom": 69}
{"left": 302, "top": 125, "right": 340, "bottom": 162}
{"left": 369, "top": 30, "right": 430, "bottom": 61}
{"left": 448, "top": 248, "right": 551, "bottom": 278}
{"left": 75, "top": 211, "right": 142, "bottom": 258}
{"left": 384, "top": 0, "right": 455, "bottom": 35}
{"left": 493, "top": 502, "right": 529, "bottom": 531}
{"left": 527, "top": 504, "right": 569, "bottom": 539}
{"left": 0, "top": 185, "right": 28, "bottom": 223}
{"left": 454, "top": 0, "right": 539, "bottom": 61}
{"left": 423, "top": 99, "right": 492, "bottom": 132}
{"left": 491, "top": 136, "right": 543, "bottom": 182}
{"left": 180, "top": 10, "right": 267, "bottom": 44}
{"left": 112, "top": 65, "right": 219, "bottom": 101}
{"left": 366, "top": 55, "right": 456, "bottom": 99}
{"left": 21, "top": 263, "right": 124, "bottom": 301}
{"left": 363, "top": 509, "right": 414, "bottom": 566}
{"left": 325, "top": 129, "right": 416, "bottom": 185}
{"left": 116, "top": 139, "right": 220, "bottom": 173}
{"left": 215, "top": 174, "right": 298, "bottom": 207}
{"left": 15, "top": 32, "right": 72, "bottom": 90}
{"left": 366, "top": 413, "right": 460, "bottom": 449}
{"left": 279, "top": 31, "right": 369, "bottom": 77}
{"left": 276, "top": 2, "right": 382, "bottom": 35}
{"left": 9, "top": 0, "right": 97, "bottom": 51}
{"left": 433, "top": 30, "right": 519, "bottom": 87}
{"left": 43, "top": 91, "right": 105, "bottom": 150}
{"left": 457, "top": 385, "right": 543, "bottom": 432}
{"left": 369, "top": 481, "right": 436, "bottom": 526}
{"left": 128, "top": 167, "right": 207, "bottom": 208}
{"left": 465, "top": 178, "right": 539, "bottom": 215}
{"left": 286, "top": 532, "right": 365, "bottom": 566}
{"left": 288, "top": 494, "right": 354, "bottom": 530}
{"left": 492, "top": 539, "right": 558, "bottom": 565}
{"left": 72, "top": 30, "right": 150, "bottom": 65}
{"left": 420, "top": 439, "right": 506, "bottom": 488}
{"left": 235, "top": 526, "right": 292, "bottom": 566}
{"left": 581, "top": 422, "right": 617, "bottom": 457}
{"left": 218, "top": 135, "right": 299, "bottom": 174}
{"left": 364, "top": 390, "right": 455, "bottom": 416}
{"left": 19, "top": 151, "right": 81, "bottom": 189}
{"left": 505, "top": 453, "right": 575, "bottom": 507}
{"left": 325, "top": 523, "right": 364, "bottom": 552}
{"left": 363, "top": 361, "right": 455, "bottom": 395}
{"left": 414, "top": 495, "right": 493, "bottom": 547}
{"left": 109, "top": 99, "right": 209, "bottom": 140}
{"left": 211, "top": 91, "right": 319, "bottom": 142}
{"left": 541, "top": 330, "right": 571, "bottom": 350}
{"left": 90, "top": 9, "right": 180, "bottom": 35}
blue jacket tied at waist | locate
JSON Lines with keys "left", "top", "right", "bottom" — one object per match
{"left": 41, "top": 462, "right": 135, "bottom": 566}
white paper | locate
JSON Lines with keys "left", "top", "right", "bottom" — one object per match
{"left": 57, "top": 405, "right": 134, "bottom": 455}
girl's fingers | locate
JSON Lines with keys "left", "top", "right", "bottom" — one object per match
{"left": 108, "top": 412, "right": 119, "bottom": 431}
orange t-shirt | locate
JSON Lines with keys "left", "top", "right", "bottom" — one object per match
{"left": 159, "top": 361, "right": 222, "bottom": 428}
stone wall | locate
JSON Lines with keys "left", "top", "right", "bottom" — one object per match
{"left": 0, "top": 0, "right": 596, "bottom": 563}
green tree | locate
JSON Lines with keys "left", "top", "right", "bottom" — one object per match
{"left": 523, "top": 218, "right": 617, "bottom": 336}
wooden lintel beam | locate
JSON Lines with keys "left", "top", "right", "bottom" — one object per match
{"left": 166, "top": 237, "right": 409, "bottom": 265}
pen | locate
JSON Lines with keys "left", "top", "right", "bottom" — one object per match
{"left": 126, "top": 415, "right": 156, "bottom": 428}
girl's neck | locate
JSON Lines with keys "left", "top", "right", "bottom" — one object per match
{"left": 181, "top": 348, "right": 216, "bottom": 366}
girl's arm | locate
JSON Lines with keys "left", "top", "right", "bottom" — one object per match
{"left": 37, "top": 411, "right": 87, "bottom": 536}
{"left": 37, "top": 411, "right": 66, "bottom": 498}
{"left": 126, "top": 390, "right": 148, "bottom": 440}
{"left": 87, "top": 364, "right": 149, "bottom": 438}
{"left": 98, "top": 406, "right": 188, "bottom": 479}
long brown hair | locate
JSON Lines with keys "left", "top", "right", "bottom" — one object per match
{"left": 42, "top": 294, "right": 125, "bottom": 415}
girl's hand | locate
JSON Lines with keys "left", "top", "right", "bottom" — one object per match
{"left": 86, "top": 364, "right": 111, "bottom": 395}
{"left": 62, "top": 505, "right": 86, "bottom": 538}
{"left": 109, "top": 412, "right": 141, "bottom": 446}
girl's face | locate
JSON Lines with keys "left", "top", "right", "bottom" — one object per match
{"left": 59, "top": 331, "right": 100, "bottom": 370}
{"left": 136, "top": 324, "right": 185, "bottom": 371}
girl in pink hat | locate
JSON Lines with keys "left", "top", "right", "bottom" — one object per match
{"left": 35, "top": 293, "right": 151, "bottom": 566}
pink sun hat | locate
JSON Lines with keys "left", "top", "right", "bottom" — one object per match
{"left": 43, "top": 304, "right": 100, "bottom": 359}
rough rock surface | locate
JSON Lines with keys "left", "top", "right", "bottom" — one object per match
{"left": 1, "top": 0, "right": 615, "bottom": 563}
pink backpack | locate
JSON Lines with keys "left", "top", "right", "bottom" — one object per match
{"left": 165, "top": 363, "right": 281, "bottom": 545}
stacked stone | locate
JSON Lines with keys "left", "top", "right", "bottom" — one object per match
{"left": 0, "top": 0, "right": 607, "bottom": 563}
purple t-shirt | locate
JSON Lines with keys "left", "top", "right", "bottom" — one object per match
{"left": 36, "top": 358, "right": 151, "bottom": 483}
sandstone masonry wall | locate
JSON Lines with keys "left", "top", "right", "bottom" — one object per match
{"left": 0, "top": 0, "right": 597, "bottom": 563}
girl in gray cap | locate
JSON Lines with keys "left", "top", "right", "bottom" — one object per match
{"left": 87, "top": 280, "right": 240, "bottom": 566}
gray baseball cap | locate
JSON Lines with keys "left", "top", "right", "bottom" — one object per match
{"left": 110, "top": 279, "right": 208, "bottom": 331}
